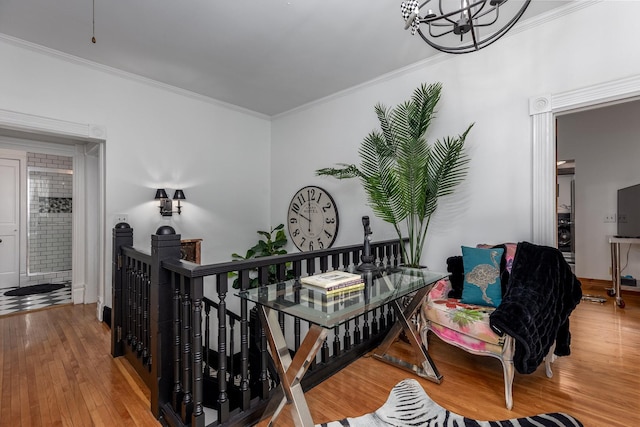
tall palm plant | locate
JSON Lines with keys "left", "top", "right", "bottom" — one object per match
{"left": 316, "top": 83, "right": 472, "bottom": 267}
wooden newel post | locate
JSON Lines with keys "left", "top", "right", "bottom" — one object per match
{"left": 112, "top": 223, "right": 133, "bottom": 357}
{"left": 150, "top": 225, "right": 181, "bottom": 418}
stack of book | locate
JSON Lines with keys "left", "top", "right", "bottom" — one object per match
{"left": 300, "top": 271, "right": 364, "bottom": 296}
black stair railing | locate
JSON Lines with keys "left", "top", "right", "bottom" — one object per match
{"left": 111, "top": 223, "right": 407, "bottom": 427}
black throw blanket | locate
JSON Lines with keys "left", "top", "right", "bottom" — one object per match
{"left": 489, "top": 242, "right": 582, "bottom": 374}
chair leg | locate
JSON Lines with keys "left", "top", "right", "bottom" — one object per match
{"left": 501, "top": 335, "right": 515, "bottom": 410}
{"left": 544, "top": 342, "right": 557, "bottom": 378}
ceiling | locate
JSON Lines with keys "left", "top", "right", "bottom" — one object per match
{"left": 0, "top": 0, "right": 572, "bottom": 116}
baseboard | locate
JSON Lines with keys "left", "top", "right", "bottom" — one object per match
{"left": 577, "top": 277, "right": 610, "bottom": 291}
{"left": 72, "top": 283, "right": 85, "bottom": 304}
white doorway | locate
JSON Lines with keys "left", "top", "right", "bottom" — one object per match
{"left": 0, "top": 158, "right": 20, "bottom": 288}
{"left": 0, "top": 109, "right": 106, "bottom": 319}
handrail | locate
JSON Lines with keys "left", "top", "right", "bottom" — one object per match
{"left": 161, "top": 238, "right": 406, "bottom": 278}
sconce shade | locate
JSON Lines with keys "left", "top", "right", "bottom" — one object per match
{"left": 155, "top": 188, "right": 169, "bottom": 199}
{"left": 173, "top": 189, "right": 186, "bottom": 200}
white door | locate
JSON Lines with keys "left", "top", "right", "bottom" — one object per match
{"left": 0, "top": 158, "right": 20, "bottom": 289}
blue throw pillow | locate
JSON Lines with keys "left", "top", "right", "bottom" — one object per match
{"left": 460, "top": 246, "right": 504, "bottom": 307}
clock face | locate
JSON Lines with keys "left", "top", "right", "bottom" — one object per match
{"left": 287, "top": 186, "right": 339, "bottom": 251}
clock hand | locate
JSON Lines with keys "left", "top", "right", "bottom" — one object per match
{"left": 307, "top": 190, "right": 312, "bottom": 233}
{"left": 299, "top": 213, "right": 311, "bottom": 223}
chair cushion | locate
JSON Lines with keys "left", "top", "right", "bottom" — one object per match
{"left": 424, "top": 296, "right": 503, "bottom": 346}
{"left": 460, "top": 246, "right": 504, "bottom": 307}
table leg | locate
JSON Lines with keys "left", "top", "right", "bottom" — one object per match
{"left": 614, "top": 242, "right": 625, "bottom": 308}
{"left": 259, "top": 306, "right": 328, "bottom": 427}
{"left": 371, "top": 286, "right": 442, "bottom": 383}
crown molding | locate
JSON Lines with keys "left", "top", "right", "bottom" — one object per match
{"left": 275, "top": 1, "right": 602, "bottom": 119}
{"left": 0, "top": 33, "right": 269, "bottom": 120}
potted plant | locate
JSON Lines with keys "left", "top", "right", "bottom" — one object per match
{"left": 229, "top": 224, "right": 293, "bottom": 288}
{"left": 316, "top": 82, "right": 472, "bottom": 268}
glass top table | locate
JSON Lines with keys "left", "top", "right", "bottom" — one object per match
{"left": 238, "top": 268, "right": 447, "bottom": 329}
{"left": 237, "top": 267, "right": 447, "bottom": 427}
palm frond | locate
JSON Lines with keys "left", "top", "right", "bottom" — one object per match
{"left": 316, "top": 83, "right": 472, "bottom": 267}
{"left": 316, "top": 163, "right": 362, "bottom": 179}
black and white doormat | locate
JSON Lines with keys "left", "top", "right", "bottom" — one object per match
{"left": 316, "top": 379, "right": 583, "bottom": 427}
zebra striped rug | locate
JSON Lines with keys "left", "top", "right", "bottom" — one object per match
{"left": 316, "top": 379, "right": 583, "bottom": 427}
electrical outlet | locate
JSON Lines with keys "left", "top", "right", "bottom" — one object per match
{"left": 114, "top": 214, "right": 129, "bottom": 224}
{"left": 604, "top": 213, "right": 617, "bottom": 223}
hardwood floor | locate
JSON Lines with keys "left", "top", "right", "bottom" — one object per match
{"left": 261, "top": 287, "right": 640, "bottom": 427}
{"left": 1, "top": 286, "right": 638, "bottom": 427}
{"left": 0, "top": 304, "right": 160, "bottom": 427}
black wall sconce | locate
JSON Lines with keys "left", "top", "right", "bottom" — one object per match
{"left": 155, "top": 188, "right": 186, "bottom": 216}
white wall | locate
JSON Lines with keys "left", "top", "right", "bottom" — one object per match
{"left": 0, "top": 37, "right": 272, "bottom": 307}
{"left": 271, "top": 1, "right": 640, "bottom": 270}
{"left": 557, "top": 100, "right": 640, "bottom": 281}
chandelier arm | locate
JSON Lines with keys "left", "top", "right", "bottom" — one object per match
{"left": 468, "top": 18, "right": 479, "bottom": 50}
{"left": 426, "top": 24, "right": 456, "bottom": 39}
{"left": 425, "top": 0, "right": 490, "bottom": 23}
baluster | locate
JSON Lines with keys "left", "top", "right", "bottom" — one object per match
{"left": 375, "top": 246, "right": 384, "bottom": 268}
{"left": 372, "top": 308, "right": 379, "bottom": 335}
{"left": 276, "top": 282, "right": 286, "bottom": 349}
{"left": 331, "top": 253, "right": 340, "bottom": 270}
{"left": 137, "top": 271, "right": 145, "bottom": 356}
{"left": 204, "top": 301, "right": 210, "bottom": 378}
{"left": 181, "top": 276, "right": 193, "bottom": 424}
{"left": 354, "top": 315, "right": 361, "bottom": 345}
{"left": 306, "top": 258, "right": 316, "bottom": 277}
{"left": 142, "top": 272, "right": 150, "bottom": 365}
{"left": 333, "top": 325, "right": 340, "bottom": 357}
{"left": 319, "top": 255, "right": 328, "bottom": 272}
{"left": 340, "top": 252, "right": 351, "bottom": 270}
{"left": 379, "top": 305, "right": 386, "bottom": 331}
{"left": 216, "top": 274, "right": 230, "bottom": 423}
{"left": 363, "top": 311, "right": 370, "bottom": 340}
{"left": 394, "top": 242, "right": 402, "bottom": 266}
{"left": 229, "top": 317, "right": 236, "bottom": 383}
{"left": 321, "top": 334, "right": 330, "bottom": 363}
{"left": 126, "top": 265, "right": 133, "bottom": 344}
{"left": 352, "top": 249, "right": 360, "bottom": 269}
{"left": 191, "top": 277, "right": 204, "bottom": 427}
{"left": 387, "top": 244, "right": 394, "bottom": 268}
{"left": 258, "top": 298, "right": 270, "bottom": 399}
{"left": 343, "top": 320, "right": 351, "bottom": 351}
{"left": 172, "top": 277, "right": 182, "bottom": 410}
{"left": 387, "top": 302, "right": 394, "bottom": 328}
{"left": 239, "top": 269, "right": 251, "bottom": 410}
{"left": 131, "top": 267, "right": 139, "bottom": 349}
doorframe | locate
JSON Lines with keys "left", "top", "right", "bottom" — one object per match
{"left": 0, "top": 152, "right": 25, "bottom": 288}
{"left": 0, "top": 109, "right": 107, "bottom": 319}
{"left": 530, "top": 74, "right": 640, "bottom": 247}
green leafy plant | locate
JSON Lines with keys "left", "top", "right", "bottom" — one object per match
{"left": 316, "top": 83, "right": 472, "bottom": 268}
{"left": 230, "top": 224, "right": 293, "bottom": 289}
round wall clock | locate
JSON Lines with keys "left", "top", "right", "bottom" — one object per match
{"left": 287, "top": 185, "right": 339, "bottom": 251}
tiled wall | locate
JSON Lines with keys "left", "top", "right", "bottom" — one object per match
{"left": 25, "top": 153, "right": 73, "bottom": 284}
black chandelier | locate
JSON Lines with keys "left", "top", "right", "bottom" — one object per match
{"left": 401, "top": 0, "right": 531, "bottom": 54}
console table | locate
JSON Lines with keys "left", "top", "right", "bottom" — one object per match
{"left": 608, "top": 235, "right": 640, "bottom": 308}
{"left": 237, "top": 267, "right": 447, "bottom": 427}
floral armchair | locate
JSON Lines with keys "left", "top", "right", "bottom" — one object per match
{"left": 419, "top": 242, "right": 582, "bottom": 410}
